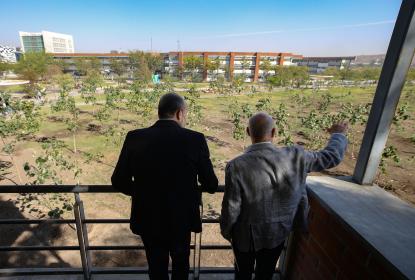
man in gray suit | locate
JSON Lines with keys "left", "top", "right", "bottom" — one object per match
{"left": 220, "top": 112, "right": 348, "bottom": 280}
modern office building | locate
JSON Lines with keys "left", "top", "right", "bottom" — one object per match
{"left": 19, "top": 31, "right": 74, "bottom": 53}
{"left": 292, "top": 56, "right": 355, "bottom": 73}
{"left": 0, "top": 45, "right": 18, "bottom": 63}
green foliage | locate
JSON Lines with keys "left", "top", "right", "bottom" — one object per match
{"left": 379, "top": 145, "right": 400, "bottom": 174}
{"left": 393, "top": 103, "right": 410, "bottom": 127}
{"left": 274, "top": 103, "right": 293, "bottom": 145}
{"left": 231, "top": 110, "right": 245, "bottom": 140}
{"left": 80, "top": 70, "right": 103, "bottom": 113}
{"left": 15, "top": 52, "right": 52, "bottom": 96}
{"left": 52, "top": 74, "right": 79, "bottom": 133}
{"left": 184, "top": 84, "right": 202, "bottom": 127}
{"left": 129, "top": 51, "right": 163, "bottom": 83}
{"left": 255, "top": 98, "right": 272, "bottom": 113}
{"left": 231, "top": 75, "right": 246, "bottom": 93}
{"left": 260, "top": 59, "right": 272, "bottom": 79}
{"left": 24, "top": 139, "right": 79, "bottom": 184}
{"left": 210, "top": 76, "right": 230, "bottom": 95}
{"left": 75, "top": 57, "right": 101, "bottom": 76}
{"left": 0, "top": 91, "right": 41, "bottom": 140}
{"left": 110, "top": 59, "right": 127, "bottom": 83}
{"left": 183, "top": 55, "right": 203, "bottom": 81}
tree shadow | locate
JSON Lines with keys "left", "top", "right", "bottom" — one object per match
{"left": 0, "top": 195, "right": 72, "bottom": 268}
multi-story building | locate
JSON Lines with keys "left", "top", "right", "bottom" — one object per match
{"left": 52, "top": 52, "right": 356, "bottom": 81}
{"left": 19, "top": 31, "right": 75, "bottom": 53}
{"left": 166, "top": 52, "right": 303, "bottom": 82}
{"left": 53, "top": 51, "right": 303, "bottom": 82}
{"left": 0, "top": 45, "right": 18, "bottom": 63}
{"left": 292, "top": 56, "right": 355, "bottom": 73}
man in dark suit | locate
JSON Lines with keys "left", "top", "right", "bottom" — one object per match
{"left": 112, "top": 93, "right": 218, "bottom": 280}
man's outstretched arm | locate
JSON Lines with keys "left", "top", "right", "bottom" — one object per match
{"left": 197, "top": 134, "right": 218, "bottom": 194}
{"left": 111, "top": 132, "right": 133, "bottom": 196}
{"left": 220, "top": 162, "right": 241, "bottom": 241}
{"left": 304, "top": 122, "right": 349, "bottom": 173}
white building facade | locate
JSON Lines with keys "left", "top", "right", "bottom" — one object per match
{"left": 0, "top": 45, "right": 18, "bottom": 63}
{"left": 19, "top": 31, "right": 74, "bottom": 53}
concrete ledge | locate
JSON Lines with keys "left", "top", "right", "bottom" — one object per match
{"left": 306, "top": 176, "right": 415, "bottom": 279}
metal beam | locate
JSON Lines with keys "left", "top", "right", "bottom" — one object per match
{"left": 353, "top": 0, "right": 415, "bottom": 184}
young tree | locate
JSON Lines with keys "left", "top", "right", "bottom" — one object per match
{"left": 51, "top": 74, "right": 82, "bottom": 179}
{"left": 75, "top": 57, "right": 101, "bottom": 76}
{"left": 110, "top": 59, "right": 127, "bottom": 84}
{"left": 15, "top": 52, "right": 52, "bottom": 96}
{"left": 184, "top": 84, "right": 202, "bottom": 127}
{"left": 129, "top": 51, "right": 153, "bottom": 83}
{"left": 183, "top": 55, "right": 203, "bottom": 81}
{"left": 80, "top": 70, "right": 104, "bottom": 115}
{"left": 260, "top": 59, "right": 272, "bottom": 80}
{"left": 0, "top": 62, "right": 14, "bottom": 79}
{"left": 290, "top": 66, "right": 309, "bottom": 88}
{"left": 0, "top": 91, "right": 41, "bottom": 184}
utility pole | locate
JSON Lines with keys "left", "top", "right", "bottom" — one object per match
{"left": 177, "top": 40, "right": 181, "bottom": 52}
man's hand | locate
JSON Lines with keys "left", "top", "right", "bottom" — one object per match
{"left": 327, "top": 122, "right": 348, "bottom": 134}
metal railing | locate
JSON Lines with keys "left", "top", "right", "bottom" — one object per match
{"left": 0, "top": 185, "right": 287, "bottom": 279}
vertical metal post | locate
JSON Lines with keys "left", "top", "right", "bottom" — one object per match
{"left": 353, "top": 0, "right": 415, "bottom": 184}
{"left": 193, "top": 204, "right": 203, "bottom": 280}
{"left": 74, "top": 193, "right": 92, "bottom": 280}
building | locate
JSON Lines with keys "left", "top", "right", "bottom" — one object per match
{"left": 19, "top": 31, "right": 74, "bottom": 53}
{"left": 0, "top": 45, "right": 18, "bottom": 63}
{"left": 166, "top": 51, "right": 303, "bottom": 82}
{"left": 292, "top": 56, "right": 355, "bottom": 73}
{"left": 53, "top": 51, "right": 303, "bottom": 82}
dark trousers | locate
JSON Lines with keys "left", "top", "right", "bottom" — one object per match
{"left": 141, "top": 232, "right": 191, "bottom": 280}
{"left": 233, "top": 242, "right": 285, "bottom": 280}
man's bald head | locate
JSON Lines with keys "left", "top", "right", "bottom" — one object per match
{"left": 247, "top": 112, "right": 275, "bottom": 143}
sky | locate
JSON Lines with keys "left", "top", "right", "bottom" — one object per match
{"left": 0, "top": 0, "right": 403, "bottom": 56}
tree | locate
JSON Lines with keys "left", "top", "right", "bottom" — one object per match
{"left": 129, "top": 51, "right": 154, "bottom": 83}
{"left": 51, "top": 74, "right": 82, "bottom": 183}
{"left": 266, "top": 66, "right": 291, "bottom": 88}
{"left": 80, "top": 70, "right": 104, "bottom": 114}
{"left": 110, "top": 59, "right": 127, "bottom": 83}
{"left": 260, "top": 59, "right": 272, "bottom": 80}
{"left": 183, "top": 55, "right": 203, "bottom": 81}
{"left": 15, "top": 52, "right": 52, "bottom": 96}
{"left": 0, "top": 62, "right": 14, "bottom": 79}
{"left": 0, "top": 91, "right": 41, "bottom": 184}
{"left": 290, "top": 66, "right": 309, "bottom": 88}
{"left": 75, "top": 57, "right": 101, "bottom": 76}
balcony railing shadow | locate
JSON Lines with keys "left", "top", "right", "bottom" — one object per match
{"left": 0, "top": 185, "right": 286, "bottom": 280}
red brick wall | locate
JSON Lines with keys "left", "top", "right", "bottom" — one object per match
{"left": 285, "top": 193, "right": 402, "bottom": 280}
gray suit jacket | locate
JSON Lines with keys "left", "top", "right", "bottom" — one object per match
{"left": 220, "top": 133, "right": 347, "bottom": 252}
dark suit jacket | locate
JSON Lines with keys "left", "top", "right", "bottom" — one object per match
{"left": 111, "top": 120, "right": 218, "bottom": 236}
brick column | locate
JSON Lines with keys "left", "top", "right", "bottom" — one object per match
{"left": 279, "top": 53, "right": 285, "bottom": 66}
{"left": 229, "top": 52, "right": 235, "bottom": 81}
{"left": 254, "top": 53, "right": 261, "bottom": 82}
{"left": 203, "top": 52, "right": 208, "bottom": 81}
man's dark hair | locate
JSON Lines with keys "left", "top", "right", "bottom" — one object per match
{"left": 158, "top": 93, "right": 186, "bottom": 119}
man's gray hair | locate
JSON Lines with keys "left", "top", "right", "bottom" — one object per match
{"left": 158, "top": 93, "right": 186, "bottom": 119}
{"left": 248, "top": 112, "right": 275, "bottom": 139}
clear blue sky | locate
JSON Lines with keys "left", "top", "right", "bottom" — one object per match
{"left": 1, "top": 0, "right": 402, "bottom": 56}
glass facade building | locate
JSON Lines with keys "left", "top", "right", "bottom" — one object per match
{"left": 21, "top": 35, "right": 45, "bottom": 53}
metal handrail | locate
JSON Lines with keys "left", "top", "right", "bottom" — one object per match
{"left": 0, "top": 184, "right": 283, "bottom": 279}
